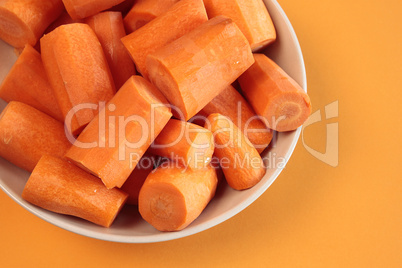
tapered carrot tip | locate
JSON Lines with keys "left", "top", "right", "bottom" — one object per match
{"left": 238, "top": 54, "right": 312, "bottom": 132}
{"left": 139, "top": 162, "right": 218, "bottom": 231}
{"left": 0, "top": 101, "right": 71, "bottom": 172}
{"left": 22, "top": 155, "right": 128, "bottom": 228}
{"left": 207, "top": 113, "right": 266, "bottom": 190}
{"left": 0, "top": 44, "right": 64, "bottom": 122}
{"left": 0, "top": 0, "right": 64, "bottom": 48}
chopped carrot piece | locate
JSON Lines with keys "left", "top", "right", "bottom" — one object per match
{"left": 121, "top": 0, "right": 208, "bottom": 79}
{"left": 65, "top": 76, "right": 172, "bottom": 189}
{"left": 85, "top": 11, "right": 136, "bottom": 90}
{"left": 22, "top": 155, "right": 128, "bottom": 227}
{"left": 238, "top": 54, "right": 312, "bottom": 132}
{"left": 203, "top": 0, "right": 276, "bottom": 51}
{"left": 198, "top": 85, "right": 273, "bottom": 153}
{"left": 146, "top": 15, "right": 254, "bottom": 121}
{"left": 139, "top": 161, "right": 218, "bottom": 231}
{"left": 0, "top": 0, "right": 64, "bottom": 48}
{"left": 206, "top": 113, "right": 266, "bottom": 190}
{"left": 149, "top": 119, "right": 214, "bottom": 169}
{"left": 123, "top": 0, "right": 179, "bottom": 32}
{"left": 62, "top": 0, "right": 126, "bottom": 20}
{"left": 0, "top": 101, "right": 71, "bottom": 172}
{"left": 0, "top": 44, "right": 63, "bottom": 121}
{"left": 40, "top": 23, "right": 116, "bottom": 136}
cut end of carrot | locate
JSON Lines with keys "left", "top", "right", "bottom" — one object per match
{"left": 267, "top": 91, "right": 312, "bottom": 132}
{"left": 139, "top": 182, "right": 186, "bottom": 231}
{"left": 0, "top": 8, "right": 35, "bottom": 47}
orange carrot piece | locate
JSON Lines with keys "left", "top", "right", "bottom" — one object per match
{"left": 40, "top": 23, "right": 116, "bottom": 136}
{"left": 0, "top": 102, "right": 71, "bottom": 172}
{"left": 123, "top": 0, "right": 179, "bottom": 32}
{"left": 65, "top": 76, "right": 172, "bottom": 189}
{"left": 198, "top": 85, "right": 273, "bottom": 153}
{"left": 0, "top": 44, "right": 63, "bottom": 122}
{"left": 238, "top": 54, "right": 312, "bottom": 132}
{"left": 149, "top": 119, "right": 214, "bottom": 169}
{"left": 62, "top": 0, "right": 126, "bottom": 20}
{"left": 138, "top": 162, "right": 218, "bottom": 231}
{"left": 22, "top": 155, "right": 128, "bottom": 228}
{"left": 146, "top": 15, "right": 254, "bottom": 121}
{"left": 121, "top": 0, "right": 208, "bottom": 79}
{"left": 206, "top": 113, "right": 265, "bottom": 190}
{"left": 85, "top": 11, "right": 136, "bottom": 90}
{"left": 0, "top": 0, "right": 64, "bottom": 48}
{"left": 203, "top": 0, "right": 276, "bottom": 51}
{"left": 120, "top": 153, "right": 155, "bottom": 205}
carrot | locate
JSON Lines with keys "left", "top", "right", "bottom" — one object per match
{"left": 203, "top": 0, "right": 276, "bottom": 52}
{"left": 149, "top": 119, "right": 214, "bottom": 169}
{"left": 238, "top": 53, "right": 312, "bottom": 132}
{"left": 0, "top": 0, "right": 64, "bottom": 48}
{"left": 121, "top": 0, "right": 208, "bottom": 79}
{"left": 62, "top": 0, "right": 126, "bottom": 20}
{"left": 85, "top": 11, "right": 136, "bottom": 90}
{"left": 123, "top": 0, "right": 179, "bottom": 33}
{"left": 0, "top": 102, "right": 71, "bottom": 172}
{"left": 138, "top": 161, "right": 218, "bottom": 231}
{"left": 22, "top": 155, "right": 128, "bottom": 228}
{"left": 0, "top": 44, "right": 64, "bottom": 122}
{"left": 40, "top": 23, "right": 116, "bottom": 136}
{"left": 146, "top": 15, "right": 254, "bottom": 121}
{"left": 120, "top": 153, "right": 155, "bottom": 205}
{"left": 198, "top": 85, "right": 273, "bottom": 153}
{"left": 65, "top": 76, "right": 172, "bottom": 189}
{"left": 206, "top": 113, "right": 265, "bottom": 190}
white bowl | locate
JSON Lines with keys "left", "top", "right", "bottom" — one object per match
{"left": 0, "top": 0, "right": 306, "bottom": 243}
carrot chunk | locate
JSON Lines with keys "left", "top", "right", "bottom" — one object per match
{"left": 149, "top": 119, "right": 214, "bottom": 169}
{"left": 22, "top": 155, "right": 128, "bottom": 227}
{"left": 85, "top": 11, "right": 136, "bottom": 90}
{"left": 65, "top": 76, "right": 172, "bottom": 189}
{"left": 198, "top": 85, "right": 273, "bottom": 153}
{"left": 62, "top": 0, "right": 126, "bottom": 20}
{"left": 121, "top": 0, "right": 208, "bottom": 79}
{"left": 206, "top": 113, "right": 266, "bottom": 190}
{"left": 0, "top": 44, "right": 63, "bottom": 121}
{"left": 40, "top": 23, "right": 116, "bottom": 136}
{"left": 0, "top": 0, "right": 64, "bottom": 48}
{"left": 238, "top": 54, "right": 312, "bottom": 132}
{"left": 123, "top": 0, "right": 179, "bottom": 32}
{"left": 139, "top": 162, "right": 218, "bottom": 231}
{"left": 203, "top": 0, "right": 276, "bottom": 51}
{"left": 146, "top": 15, "right": 254, "bottom": 121}
{"left": 0, "top": 102, "right": 71, "bottom": 172}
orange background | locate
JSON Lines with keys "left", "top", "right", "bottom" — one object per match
{"left": 1, "top": 0, "right": 401, "bottom": 266}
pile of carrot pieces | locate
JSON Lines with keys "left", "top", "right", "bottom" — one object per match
{"left": 0, "top": 0, "right": 311, "bottom": 231}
